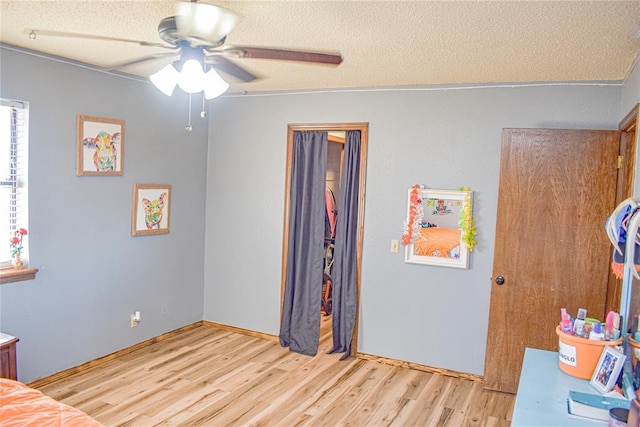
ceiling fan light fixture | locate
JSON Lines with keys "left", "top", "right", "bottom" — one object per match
{"left": 150, "top": 57, "right": 229, "bottom": 99}
{"left": 150, "top": 64, "right": 179, "bottom": 96}
{"left": 203, "top": 68, "right": 230, "bottom": 99}
{"left": 177, "top": 59, "right": 206, "bottom": 93}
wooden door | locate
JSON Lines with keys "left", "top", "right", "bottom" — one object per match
{"left": 483, "top": 128, "right": 621, "bottom": 393}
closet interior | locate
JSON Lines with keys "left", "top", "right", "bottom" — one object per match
{"left": 322, "top": 132, "right": 345, "bottom": 320}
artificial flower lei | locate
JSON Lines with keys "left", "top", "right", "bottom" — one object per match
{"left": 457, "top": 187, "right": 477, "bottom": 252}
{"left": 402, "top": 184, "right": 425, "bottom": 245}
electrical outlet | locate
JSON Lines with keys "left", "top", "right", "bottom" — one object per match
{"left": 390, "top": 239, "right": 399, "bottom": 253}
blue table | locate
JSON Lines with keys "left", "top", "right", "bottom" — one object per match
{"left": 512, "top": 347, "right": 606, "bottom": 426}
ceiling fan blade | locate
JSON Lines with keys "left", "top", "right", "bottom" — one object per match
{"left": 206, "top": 55, "right": 258, "bottom": 83}
{"left": 26, "top": 28, "right": 173, "bottom": 49}
{"left": 220, "top": 46, "right": 343, "bottom": 65}
{"left": 104, "top": 52, "right": 180, "bottom": 71}
{"left": 175, "top": 1, "right": 239, "bottom": 47}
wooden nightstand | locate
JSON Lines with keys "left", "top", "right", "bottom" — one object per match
{"left": 0, "top": 333, "right": 18, "bottom": 380}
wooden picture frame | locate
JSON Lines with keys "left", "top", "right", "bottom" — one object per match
{"left": 131, "top": 184, "right": 172, "bottom": 236}
{"left": 404, "top": 188, "right": 472, "bottom": 269}
{"left": 590, "top": 346, "right": 626, "bottom": 394}
{"left": 76, "top": 115, "right": 124, "bottom": 176}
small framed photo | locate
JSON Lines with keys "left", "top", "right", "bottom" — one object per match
{"left": 76, "top": 114, "right": 124, "bottom": 176}
{"left": 590, "top": 346, "right": 626, "bottom": 394}
{"left": 131, "top": 184, "right": 172, "bottom": 236}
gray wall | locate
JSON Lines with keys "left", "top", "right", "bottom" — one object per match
{"left": 203, "top": 84, "right": 623, "bottom": 375}
{"left": 622, "top": 58, "right": 640, "bottom": 121}
{"left": 0, "top": 48, "right": 208, "bottom": 383}
{"left": 623, "top": 58, "right": 640, "bottom": 194}
{"left": 3, "top": 45, "right": 638, "bottom": 383}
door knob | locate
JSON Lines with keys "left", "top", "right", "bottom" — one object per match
{"left": 495, "top": 276, "right": 505, "bottom": 285}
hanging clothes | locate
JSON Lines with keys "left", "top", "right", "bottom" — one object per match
{"left": 324, "top": 242, "right": 335, "bottom": 276}
{"left": 606, "top": 198, "right": 640, "bottom": 279}
{"left": 326, "top": 188, "right": 337, "bottom": 239}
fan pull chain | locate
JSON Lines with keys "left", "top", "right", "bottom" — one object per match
{"left": 185, "top": 93, "right": 193, "bottom": 132}
{"left": 201, "top": 93, "right": 207, "bottom": 118}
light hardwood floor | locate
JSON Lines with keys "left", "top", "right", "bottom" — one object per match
{"left": 36, "top": 316, "right": 514, "bottom": 426}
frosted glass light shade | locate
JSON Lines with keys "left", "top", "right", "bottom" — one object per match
{"left": 203, "top": 69, "right": 230, "bottom": 99}
{"left": 150, "top": 59, "right": 229, "bottom": 99}
{"left": 150, "top": 64, "right": 179, "bottom": 96}
{"left": 177, "top": 59, "right": 205, "bottom": 93}
{"left": 176, "top": 2, "right": 238, "bottom": 46}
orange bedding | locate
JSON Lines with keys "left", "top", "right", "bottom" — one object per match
{"left": 0, "top": 378, "right": 102, "bottom": 426}
{"left": 413, "top": 227, "right": 461, "bottom": 257}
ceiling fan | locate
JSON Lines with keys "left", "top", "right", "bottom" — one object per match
{"left": 28, "top": 1, "right": 342, "bottom": 128}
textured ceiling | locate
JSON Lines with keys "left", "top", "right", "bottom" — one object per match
{"left": 2, "top": 1, "right": 640, "bottom": 95}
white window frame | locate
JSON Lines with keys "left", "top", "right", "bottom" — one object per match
{"left": 1, "top": 99, "right": 29, "bottom": 269}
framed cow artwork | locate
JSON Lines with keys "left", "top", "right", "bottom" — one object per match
{"left": 76, "top": 115, "right": 124, "bottom": 176}
{"left": 131, "top": 183, "right": 172, "bottom": 236}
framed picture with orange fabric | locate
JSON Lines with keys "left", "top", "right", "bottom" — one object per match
{"left": 403, "top": 187, "right": 474, "bottom": 269}
{"left": 131, "top": 184, "right": 172, "bottom": 236}
{"left": 590, "top": 346, "right": 626, "bottom": 394}
{"left": 76, "top": 115, "right": 124, "bottom": 176}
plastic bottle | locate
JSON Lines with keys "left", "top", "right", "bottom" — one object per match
{"left": 605, "top": 311, "right": 617, "bottom": 340}
{"left": 589, "top": 322, "right": 605, "bottom": 340}
{"left": 574, "top": 308, "right": 588, "bottom": 337}
{"left": 560, "top": 308, "right": 573, "bottom": 334}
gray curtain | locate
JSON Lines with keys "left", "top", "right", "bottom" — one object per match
{"left": 329, "top": 130, "right": 361, "bottom": 359}
{"left": 279, "top": 131, "right": 328, "bottom": 356}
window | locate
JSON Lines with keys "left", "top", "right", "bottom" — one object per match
{"left": 0, "top": 99, "right": 29, "bottom": 269}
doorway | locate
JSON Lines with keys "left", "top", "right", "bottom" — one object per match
{"left": 609, "top": 105, "right": 639, "bottom": 313}
{"left": 280, "top": 123, "right": 368, "bottom": 356}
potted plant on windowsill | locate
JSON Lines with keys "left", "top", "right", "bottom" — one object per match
{"left": 0, "top": 228, "right": 37, "bottom": 284}
{"left": 10, "top": 228, "right": 27, "bottom": 270}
